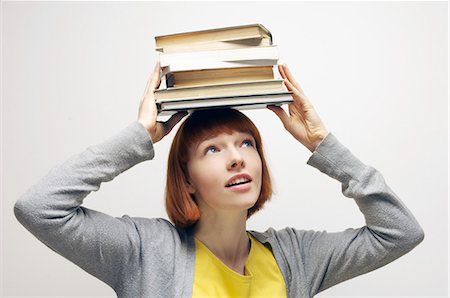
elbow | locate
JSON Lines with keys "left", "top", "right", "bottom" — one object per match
{"left": 398, "top": 221, "right": 425, "bottom": 252}
{"left": 409, "top": 224, "right": 425, "bottom": 247}
{"left": 377, "top": 220, "right": 425, "bottom": 255}
{"left": 14, "top": 195, "right": 40, "bottom": 228}
{"left": 14, "top": 197, "right": 31, "bottom": 225}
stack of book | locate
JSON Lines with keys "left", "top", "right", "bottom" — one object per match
{"left": 154, "top": 24, "right": 293, "bottom": 116}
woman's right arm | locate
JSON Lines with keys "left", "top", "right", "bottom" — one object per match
{"left": 14, "top": 121, "right": 156, "bottom": 288}
{"left": 14, "top": 63, "right": 186, "bottom": 289}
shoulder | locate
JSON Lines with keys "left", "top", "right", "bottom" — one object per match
{"left": 249, "top": 227, "right": 318, "bottom": 243}
{"left": 123, "top": 216, "right": 194, "bottom": 247}
{"left": 249, "top": 227, "right": 341, "bottom": 252}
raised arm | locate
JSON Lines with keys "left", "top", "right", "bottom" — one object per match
{"left": 14, "top": 63, "right": 186, "bottom": 290}
{"left": 301, "top": 133, "right": 424, "bottom": 294}
{"left": 14, "top": 120, "right": 156, "bottom": 289}
{"left": 267, "top": 64, "right": 424, "bottom": 295}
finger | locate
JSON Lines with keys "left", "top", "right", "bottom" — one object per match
{"left": 283, "top": 78, "right": 300, "bottom": 94}
{"left": 144, "top": 62, "right": 161, "bottom": 96}
{"left": 278, "top": 64, "right": 287, "bottom": 80}
{"left": 283, "top": 79, "right": 304, "bottom": 101}
{"left": 279, "top": 64, "right": 302, "bottom": 94}
{"left": 142, "top": 73, "right": 154, "bottom": 98}
{"left": 267, "top": 105, "right": 291, "bottom": 129}
{"left": 283, "top": 79, "right": 312, "bottom": 106}
{"left": 280, "top": 64, "right": 304, "bottom": 92}
{"left": 142, "top": 63, "right": 162, "bottom": 99}
{"left": 163, "top": 111, "right": 188, "bottom": 135}
{"left": 149, "top": 62, "right": 161, "bottom": 90}
{"left": 279, "top": 64, "right": 296, "bottom": 84}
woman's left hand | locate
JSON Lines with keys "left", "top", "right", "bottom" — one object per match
{"left": 268, "top": 64, "right": 329, "bottom": 152}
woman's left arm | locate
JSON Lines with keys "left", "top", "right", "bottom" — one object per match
{"left": 268, "top": 65, "right": 424, "bottom": 294}
{"left": 300, "top": 132, "right": 424, "bottom": 294}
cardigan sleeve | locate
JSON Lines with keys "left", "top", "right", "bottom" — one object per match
{"left": 275, "top": 133, "right": 424, "bottom": 296}
{"left": 13, "top": 121, "right": 158, "bottom": 290}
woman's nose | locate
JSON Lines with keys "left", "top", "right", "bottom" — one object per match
{"left": 227, "top": 149, "right": 245, "bottom": 170}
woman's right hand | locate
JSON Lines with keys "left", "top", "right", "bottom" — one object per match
{"left": 137, "top": 63, "right": 187, "bottom": 143}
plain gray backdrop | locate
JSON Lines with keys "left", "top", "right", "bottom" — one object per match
{"left": 2, "top": 1, "right": 448, "bottom": 297}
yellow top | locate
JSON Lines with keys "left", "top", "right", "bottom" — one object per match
{"left": 192, "top": 233, "right": 287, "bottom": 297}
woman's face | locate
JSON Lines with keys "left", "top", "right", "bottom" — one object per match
{"left": 186, "top": 130, "right": 262, "bottom": 214}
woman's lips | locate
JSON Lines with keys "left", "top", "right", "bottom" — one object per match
{"left": 226, "top": 180, "right": 252, "bottom": 192}
{"left": 225, "top": 173, "right": 252, "bottom": 187}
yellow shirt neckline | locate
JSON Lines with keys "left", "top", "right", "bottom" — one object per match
{"left": 192, "top": 231, "right": 287, "bottom": 297}
{"left": 194, "top": 232, "right": 254, "bottom": 281}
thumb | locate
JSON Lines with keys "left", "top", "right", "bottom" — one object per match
{"left": 267, "top": 105, "right": 290, "bottom": 129}
{"left": 163, "top": 111, "right": 188, "bottom": 135}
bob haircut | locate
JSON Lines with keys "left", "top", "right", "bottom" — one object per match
{"left": 165, "top": 108, "right": 272, "bottom": 228}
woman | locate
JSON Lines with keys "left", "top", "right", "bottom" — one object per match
{"left": 14, "top": 63, "right": 424, "bottom": 297}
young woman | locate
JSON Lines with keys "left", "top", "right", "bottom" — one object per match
{"left": 14, "top": 63, "right": 424, "bottom": 297}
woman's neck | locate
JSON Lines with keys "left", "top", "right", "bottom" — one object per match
{"left": 194, "top": 210, "right": 250, "bottom": 272}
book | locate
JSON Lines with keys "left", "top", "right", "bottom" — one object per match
{"left": 155, "top": 79, "right": 286, "bottom": 102}
{"left": 157, "top": 92, "right": 293, "bottom": 116}
{"left": 165, "top": 66, "right": 274, "bottom": 88}
{"left": 155, "top": 24, "right": 272, "bottom": 53}
{"left": 159, "top": 45, "right": 279, "bottom": 72}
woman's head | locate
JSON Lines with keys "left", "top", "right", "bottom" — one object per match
{"left": 165, "top": 108, "right": 272, "bottom": 228}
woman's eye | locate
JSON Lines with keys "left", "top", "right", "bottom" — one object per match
{"left": 205, "top": 146, "right": 218, "bottom": 154}
{"left": 242, "top": 139, "right": 255, "bottom": 147}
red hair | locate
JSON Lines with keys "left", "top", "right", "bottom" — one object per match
{"left": 165, "top": 108, "right": 272, "bottom": 228}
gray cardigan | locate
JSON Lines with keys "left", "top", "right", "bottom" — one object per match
{"left": 14, "top": 121, "right": 424, "bottom": 298}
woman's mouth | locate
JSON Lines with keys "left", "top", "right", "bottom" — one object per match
{"left": 225, "top": 174, "right": 252, "bottom": 191}
{"left": 226, "top": 177, "right": 251, "bottom": 188}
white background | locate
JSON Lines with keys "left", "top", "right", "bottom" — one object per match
{"left": 2, "top": 1, "right": 448, "bottom": 297}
